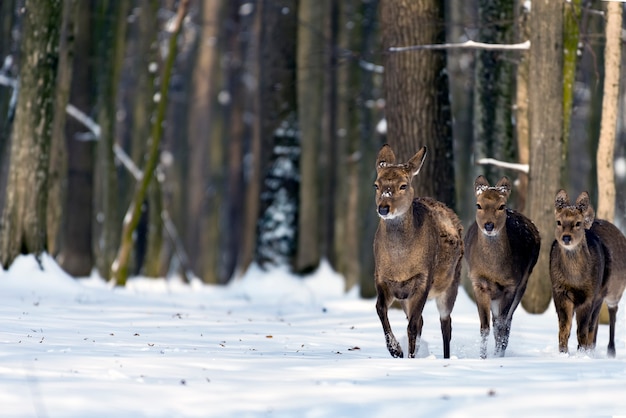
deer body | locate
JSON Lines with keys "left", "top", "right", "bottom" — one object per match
{"left": 464, "top": 176, "right": 540, "bottom": 358}
{"left": 373, "top": 145, "right": 463, "bottom": 358}
{"left": 550, "top": 190, "right": 614, "bottom": 355}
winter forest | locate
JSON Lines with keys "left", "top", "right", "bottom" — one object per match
{"left": 0, "top": 0, "right": 624, "bottom": 315}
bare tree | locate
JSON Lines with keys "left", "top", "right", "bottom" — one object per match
{"left": 0, "top": 0, "right": 62, "bottom": 268}
{"left": 522, "top": 0, "right": 564, "bottom": 314}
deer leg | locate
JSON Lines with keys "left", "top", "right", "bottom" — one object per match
{"left": 437, "top": 283, "right": 458, "bottom": 359}
{"left": 406, "top": 293, "right": 428, "bottom": 358}
{"left": 493, "top": 290, "right": 518, "bottom": 357}
{"left": 553, "top": 292, "right": 574, "bottom": 354}
{"left": 575, "top": 303, "right": 596, "bottom": 352}
{"left": 608, "top": 305, "right": 618, "bottom": 358}
{"left": 375, "top": 285, "right": 403, "bottom": 358}
{"left": 472, "top": 282, "right": 491, "bottom": 359}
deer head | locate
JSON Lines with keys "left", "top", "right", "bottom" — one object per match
{"left": 374, "top": 145, "right": 427, "bottom": 220}
{"left": 474, "top": 175, "right": 511, "bottom": 237}
{"left": 554, "top": 190, "right": 593, "bottom": 249}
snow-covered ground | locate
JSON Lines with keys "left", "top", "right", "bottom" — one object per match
{"left": 2, "top": 255, "right": 626, "bottom": 418}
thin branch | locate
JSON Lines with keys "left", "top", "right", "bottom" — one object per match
{"left": 477, "top": 158, "right": 529, "bottom": 174}
{"left": 389, "top": 40, "right": 531, "bottom": 52}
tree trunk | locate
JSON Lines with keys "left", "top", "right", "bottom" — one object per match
{"left": 381, "top": 0, "right": 455, "bottom": 207}
{"left": 58, "top": 0, "right": 96, "bottom": 276}
{"left": 254, "top": 0, "right": 298, "bottom": 270}
{"left": 111, "top": 0, "right": 188, "bottom": 286}
{"left": 186, "top": 0, "right": 223, "bottom": 282}
{"left": 0, "top": 0, "right": 62, "bottom": 268}
{"left": 596, "top": 1, "right": 622, "bottom": 327}
{"left": 562, "top": 0, "right": 582, "bottom": 161}
{"left": 514, "top": 1, "right": 530, "bottom": 212}
{"left": 596, "top": 0, "right": 622, "bottom": 222}
{"left": 295, "top": 0, "right": 325, "bottom": 274}
{"left": 47, "top": 0, "right": 76, "bottom": 257}
{"left": 93, "top": 0, "right": 130, "bottom": 279}
{"left": 522, "top": 0, "right": 563, "bottom": 314}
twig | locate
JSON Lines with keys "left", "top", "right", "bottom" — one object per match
{"left": 389, "top": 40, "right": 531, "bottom": 52}
{"left": 477, "top": 158, "right": 529, "bottom": 174}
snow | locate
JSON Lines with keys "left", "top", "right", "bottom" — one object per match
{"left": 2, "top": 255, "right": 626, "bottom": 417}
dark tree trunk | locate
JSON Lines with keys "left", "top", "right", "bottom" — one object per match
{"left": 0, "top": 0, "right": 62, "bottom": 268}
{"left": 381, "top": 0, "right": 455, "bottom": 207}
{"left": 58, "top": 0, "right": 96, "bottom": 276}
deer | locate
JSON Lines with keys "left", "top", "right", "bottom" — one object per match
{"left": 550, "top": 189, "right": 626, "bottom": 357}
{"left": 464, "top": 176, "right": 540, "bottom": 358}
{"left": 373, "top": 144, "right": 464, "bottom": 358}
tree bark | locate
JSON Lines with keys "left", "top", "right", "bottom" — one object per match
{"left": 596, "top": 1, "right": 622, "bottom": 222}
{"left": 295, "top": 0, "right": 325, "bottom": 274}
{"left": 186, "top": 0, "right": 223, "bottom": 282}
{"left": 47, "top": 0, "right": 76, "bottom": 257}
{"left": 58, "top": 0, "right": 96, "bottom": 276}
{"left": 522, "top": 0, "right": 563, "bottom": 313}
{"left": 0, "top": 0, "right": 62, "bottom": 268}
{"left": 381, "top": 0, "right": 455, "bottom": 207}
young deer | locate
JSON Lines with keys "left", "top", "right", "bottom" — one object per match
{"left": 550, "top": 190, "right": 626, "bottom": 357}
{"left": 464, "top": 176, "right": 540, "bottom": 358}
{"left": 373, "top": 145, "right": 464, "bottom": 358}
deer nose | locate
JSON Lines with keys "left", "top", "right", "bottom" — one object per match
{"left": 484, "top": 222, "right": 494, "bottom": 232}
{"left": 562, "top": 235, "right": 572, "bottom": 245}
{"left": 378, "top": 205, "right": 390, "bottom": 216}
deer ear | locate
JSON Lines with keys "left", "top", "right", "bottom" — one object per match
{"left": 496, "top": 177, "right": 512, "bottom": 197}
{"left": 575, "top": 192, "right": 593, "bottom": 226}
{"left": 474, "top": 175, "right": 489, "bottom": 196}
{"left": 583, "top": 203, "right": 595, "bottom": 229}
{"left": 555, "top": 189, "right": 570, "bottom": 211}
{"left": 376, "top": 144, "right": 396, "bottom": 172}
{"left": 406, "top": 146, "right": 427, "bottom": 177}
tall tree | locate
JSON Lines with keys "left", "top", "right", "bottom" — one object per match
{"left": 380, "top": 0, "right": 455, "bottom": 207}
{"left": 58, "top": 0, "right": 96, "bottom": 276}
{"left": 522, "top": 0, "right": 564, "bottom": 313}
{"left": 93, "top": 1, "right": 130, "bottom": 279}
{"left": 254, "top": 0, "right": 298, "bottom": 269}
{"left": 296, "top": 0, "right": 325, "bottom": 274}
{"left": 0, "top": 0, "right": 62, "bottom": 268}
{"left": 186, "top": 0, "right": 223, "bottom": 282}
{"left": 111, "top": 0, "right": 189, "bottom": 286}
{"left": 596, "top": 0, "right": 622, "bottom": 222}
{"left": 47, "top": 0, "right": 76, "bottom": 257}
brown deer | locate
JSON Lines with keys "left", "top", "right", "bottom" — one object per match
{"left": 464, "top": 176, "right": 540, "bottom": 358}
{"left": 373, "top": 144, "right": 464, "bottom": 358}
{"left": 550, "top": 190, "right": 626, "bottom": 357}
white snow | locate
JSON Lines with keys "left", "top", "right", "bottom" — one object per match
{"left": 2, "top": 254, "right": 626, "bottom": 417}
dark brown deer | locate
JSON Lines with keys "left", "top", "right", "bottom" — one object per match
{"left": 550, "top": 190, "right": 626, "bottom": 357}
{"left": 373, "top": 144, "right": 464, "bottom": 358}
{"left": 464, "top": 176, "right": 540, "bottom": 358}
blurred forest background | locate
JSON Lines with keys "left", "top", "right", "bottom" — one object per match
{"left": 0, "top": 0, "right": 624, "bottom": 314}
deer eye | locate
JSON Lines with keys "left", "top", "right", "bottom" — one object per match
{"left": 498, "top": 205, "right": 505, "bottom": 210}
{"left": 373, "top": 184, "right": 379, "bottom": 190}
{"left": 399, "top": 184, "right": 407, "bottom": 191}
{"left": 556, "top": 220, "right": 562, "bottom": 226}
{"left": 476, "top": 204, "right": 482, "bottom": 210}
